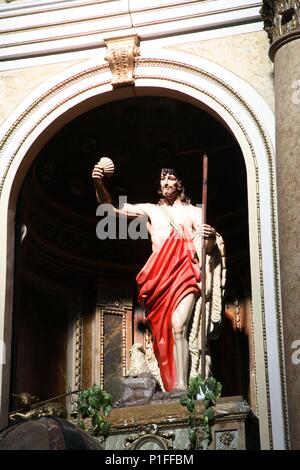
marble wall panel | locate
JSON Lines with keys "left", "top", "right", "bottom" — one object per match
{"left": 275, "top": 38, "right": 300, "bottom": 449}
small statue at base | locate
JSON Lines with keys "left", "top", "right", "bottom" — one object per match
{"left": 9, "top": 392, "right": 67, "bottom": 423}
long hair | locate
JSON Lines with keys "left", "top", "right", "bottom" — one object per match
{"left": 157, "top": 168, "right": 191, "bottom": 205}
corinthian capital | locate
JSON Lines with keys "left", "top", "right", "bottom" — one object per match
{"left": 261, "top": 0, "right": 300, "bottom": 44}
{"left": 104, "top": 35, "right": 140, "bottom": 88}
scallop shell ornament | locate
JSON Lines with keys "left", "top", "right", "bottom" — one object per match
{"left": 98, "top": 157, "right": 115, "bottom": 177}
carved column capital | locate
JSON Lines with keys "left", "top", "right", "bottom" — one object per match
{"left": 104, "top": 35, "right": 140, "bottom": 88}
{"left": 261, "top": 0, "right": 300, "bottom": 59}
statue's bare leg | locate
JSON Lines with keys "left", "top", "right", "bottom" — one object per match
{"left": 172, "top": 293, "right": 196, "bottom": 390}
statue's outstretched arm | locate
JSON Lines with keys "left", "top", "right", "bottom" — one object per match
{"left": 92, "top": 162, "right": 113, "bottom": 204}
{"left": 92, "top": 161, "right": 148, "bottom": 219}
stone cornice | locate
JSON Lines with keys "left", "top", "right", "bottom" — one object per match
{"left": 0, "top": 0, "right": 262, "bottom": 61}
{"left": 261, "top": 0, "right": 300, "bottom": 58}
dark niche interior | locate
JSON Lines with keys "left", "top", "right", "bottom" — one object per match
{"left": 11, "top": 96, "right": 252, "bottom": 410}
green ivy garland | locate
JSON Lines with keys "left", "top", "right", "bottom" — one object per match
{"left": 180, "top": 375, "right": 222, "bottom": 450}
{"left": 76, "top": 384, "right": 112, "bottom": 438}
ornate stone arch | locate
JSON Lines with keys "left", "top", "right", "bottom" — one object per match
{"left": 0, "top": 48, "right": 288, "bottom": 449}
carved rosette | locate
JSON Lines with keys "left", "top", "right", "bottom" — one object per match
{"left": 261, "top": 1, "right": 300, "bottom": 56}
{"left": 104, "top": 35, "right": 140, "bottom": 88}
{"left": 215, "top": 430, "right": 238, "bottom": 450}
{"left": 124, "top": 425, "right": 175, "bottom": 450}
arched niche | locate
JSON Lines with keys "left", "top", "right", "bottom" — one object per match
{"left": 0, "top": 48, "right": 287, "bottom": 449}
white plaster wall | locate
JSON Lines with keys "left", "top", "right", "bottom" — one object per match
{"left": 0, "top": 60, "right": 84, "bottom": 127}
{"left": 167, "top": 30, "right": 275, "bottom": 112}
{"left": 0, "top": 47, "right": 287, "bottom": 448}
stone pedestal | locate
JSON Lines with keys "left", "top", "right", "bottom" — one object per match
{"left": 104, "top": 396, "right": 256, "bottom": 450}
{"left": 121, "top": 374, "right": 157, "bottom": 407}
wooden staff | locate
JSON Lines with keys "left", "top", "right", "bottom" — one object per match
{"left": 200, "top": 153, "right": 208, "bottom": 378}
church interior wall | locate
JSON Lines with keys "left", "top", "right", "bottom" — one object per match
{"left": 0, "top": 56, "right": 284, "bottom": 448}
{"left": 0, "top": 60, "right": 85, "bottom": 128}
{"left": 167, "top": 30, "right": 275, "bottom": 112}
{"left": 0, "top": 0, "right": 291, "bottom": 450}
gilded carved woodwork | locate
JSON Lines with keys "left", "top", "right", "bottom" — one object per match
{"left": 94, "top": 281, "right": 133, "bottom": 397}
{"left": 106, "top": 397, "right": 251, "bottom": 450}
{"left": 216, "top": 430, "right": 238, "bottom": 450}
{"left": 104, "top": 35, "right": 140, "bottom": 88}
{"left": 261, "top": 0, "right": 300, "bottom": 43}
{"left": 224, "top": 298, "right": 248, "bottom": 333}
{"left": 124, "top": 425, "right": 175, "bottom": 450}
{"left": 73, "top": 311, "right": 83, "bottom": 391}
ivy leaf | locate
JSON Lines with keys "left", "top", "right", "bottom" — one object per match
{"left": 101, "top": 421, "right": 111, "bottom": 437}
{"left": 186, "top": 400, "right": 195, "bottom": 413}
{"left": 180, "top": 395, "right": 188, "bottom": 406}
{"left": 180, "top": 373, "right": 222, "bottom": 451}
{"left": 188, "top": 376, "right": 202, "bottom": 398}
{"left": 205, "top": 390, "right": 216, "bottom": 404}
{"left": 78, "top": 418, "right": 85, "bottom": 430}
{"left": 201, "top": 435, "right": 211, "bottom": 450}
{"left": 215, "top": 382, "right": 222, "bottom": 397}
{"left": 204, "top": 407, "right": 215, "bottom": 421}
{"left": 76, "top": 384, "right": 112, "bottom": 438}
{"left": 102, "top": 391, "right": 111, "bottom": 401}
{"left": 189, "top": 429, "right": 197, "bottom": 450}
{"left": 104, "top": 404, "right": 112, "bottom": 417}
{"left": 89, "top": 397, "right": 99, "bottom": 410}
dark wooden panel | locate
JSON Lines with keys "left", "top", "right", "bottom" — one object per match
{"left": 103, "top": 313, "right": 123, "bottom": 400}
{"left": 10, "top": 281, "right": 68, "bottom": 408}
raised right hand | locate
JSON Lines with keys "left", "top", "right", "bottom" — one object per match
{"left": 92, "top": 163, "right": 104, "bottom": 181}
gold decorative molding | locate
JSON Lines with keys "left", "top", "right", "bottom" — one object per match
{"left": 104, "top": 35, "right": 140, "bottom": 88}
{"left": 94, "top": 305, "right": 103, "bottom": 387}
{"left": 94, "top": 280, "right": 133, "bottom": 390}
{"left": 108, "top": 397, "right": 250, "bottom": 443}
{"left": 94, "top": 307, "right": 132, "bottom": 388}
{"left": 261, "top": 1, "right": 300, "bottom": 52}
{"left": 73, "top": 311, "right": 83, "bottom": 391}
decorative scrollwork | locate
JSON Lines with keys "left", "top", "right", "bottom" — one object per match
{"left": 104, "top": 35, "right": 140, "bottom": 88}
{"left": 215, "top": 430, "right": 238, "bottom": 450}
{"left": 124, "top": 424, "right": 175, "bottom": 450}
{"left": 261, "top": 0, "right": 300, "bottom": 44}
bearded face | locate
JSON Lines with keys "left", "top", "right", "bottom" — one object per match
{"left": 160, "top": 172, "right": 179, "bottom": 200}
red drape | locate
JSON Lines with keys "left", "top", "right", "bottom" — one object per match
{"left": 136, "top": 227, "right": 200, "bottom": 391}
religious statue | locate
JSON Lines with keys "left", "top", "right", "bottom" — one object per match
{"left": 92, "top": 159, "right": 225, "bottom": 392}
